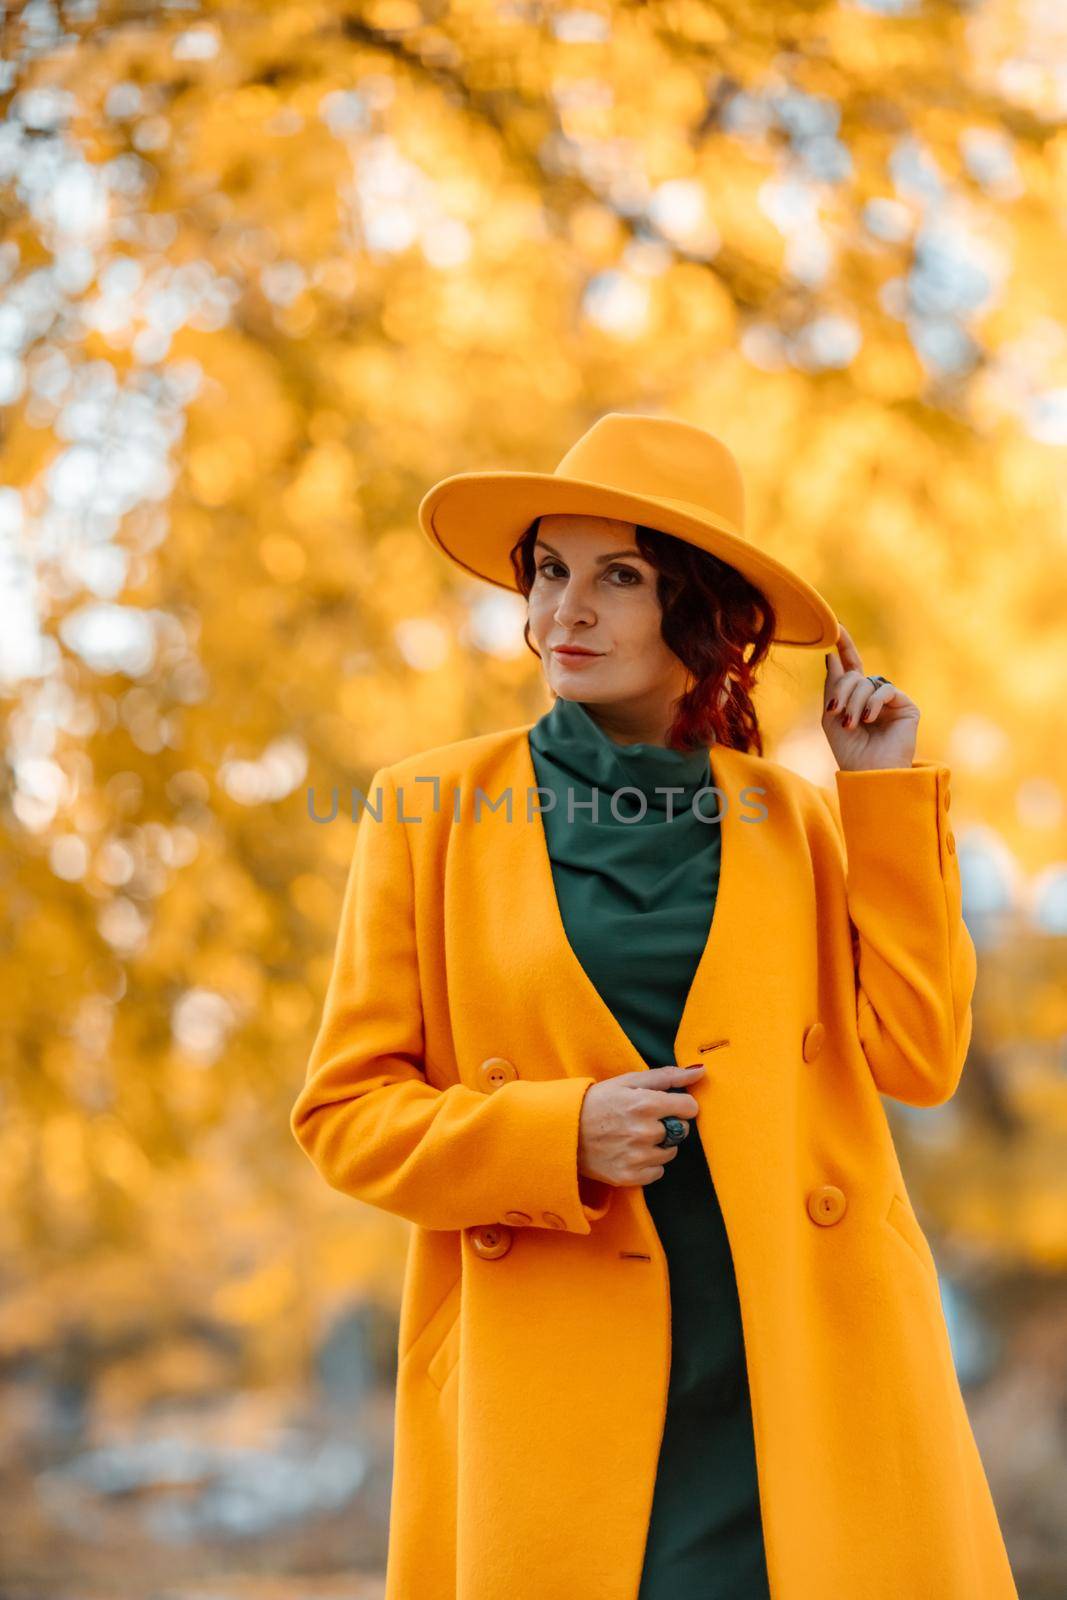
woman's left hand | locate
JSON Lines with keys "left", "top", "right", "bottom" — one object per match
{"left": 823, "top": 624, "right": 920, "bottom": 772}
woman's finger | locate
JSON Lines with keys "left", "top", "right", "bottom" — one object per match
{"left": 824, "top": 649, "right": 845, "bottom": 695}
{"left": 839, "top": 680, "right": 875, "bottom": 728}
{"left": 859, "top": 684, "right": 895, "bottom": 723}
{"left": 825, "top": 668, "right": 862, "bottom": 715}
{"left": 834, "top": 623, "right": 864, "bottom": 677}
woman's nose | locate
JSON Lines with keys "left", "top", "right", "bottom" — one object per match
{"left": 554, "top": 582, "right": 595, "bottom": 625}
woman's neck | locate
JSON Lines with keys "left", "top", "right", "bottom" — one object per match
{"left": 566, "top": 691, "right": 681, "bottom": 750}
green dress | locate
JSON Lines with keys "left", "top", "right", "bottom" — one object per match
{"left": 528, "top": 693, "right": 771, "bottom": 1600}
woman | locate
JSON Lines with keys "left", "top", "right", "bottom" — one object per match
{"left": 291, "top": 413, "right": 1019, "bottom": 1600}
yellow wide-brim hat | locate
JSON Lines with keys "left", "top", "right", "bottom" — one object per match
{"left": 417, "top": 411, "right": 840, "bottom": 649}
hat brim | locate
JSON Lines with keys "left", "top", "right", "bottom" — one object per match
{"left": 418, "top": 470, "right": 840, "bottom": 649}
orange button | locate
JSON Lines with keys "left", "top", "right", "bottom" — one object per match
{"left": 469, "top": 1224, "right": 513, "bottom": 1259}
{"left": 946, "top": 831, "right": 956, "bottom": 855}
{"left": 802, "top": 1022, "right": 825, "bottom": 1062}
{"left": 503, "top": 1210, "right": 532, "bottom": 1226}
{"left": 807, "top": 1185, "right": 847, "bottom": 1226}
{"left": 477, "top": 1056, "right": 518, "bottom": 1093}
{"left": 542, "top": 1212, "right": 566, "bottom": 1229}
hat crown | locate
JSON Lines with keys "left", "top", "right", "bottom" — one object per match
{"left": 554, "top": 412, "right": 744, "bottom": 535}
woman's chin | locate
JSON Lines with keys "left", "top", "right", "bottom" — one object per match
{"left": 550, "top": 676, "right": 607, "bottom": 704}
{"left": 548, "top": 656, "right": 611, "bottom": 689}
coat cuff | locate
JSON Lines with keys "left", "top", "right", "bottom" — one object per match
{"left": 576, "top": 1079, "right": 613, "bottom": 1221}
{"left": 833, "top": 758, "right": 954, "bottom": 876}
{"left": 486, "top": 1075, "right": 615, "bottom": 1235}
{"left": 831, "top": 756, "right": 973, "bottom": 1106}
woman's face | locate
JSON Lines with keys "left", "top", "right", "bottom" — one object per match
{"left": 525, "top": 513, "right": 690, "bottom": 709}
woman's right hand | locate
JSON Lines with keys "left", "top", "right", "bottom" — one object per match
{"left": 578, "top": 1063, "right": 706, "bottom": 1188}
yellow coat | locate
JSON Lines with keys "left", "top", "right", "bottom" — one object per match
{"left": 291, "top": 722, "right": 1019, "bottom": 1600}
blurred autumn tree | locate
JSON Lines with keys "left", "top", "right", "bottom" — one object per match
{"left": 0, "top": 0, "right": 1065, "bottom": 1393}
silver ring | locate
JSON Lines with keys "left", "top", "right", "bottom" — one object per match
{"left": 866, "top": 674, "right": 891, "bottom": 689}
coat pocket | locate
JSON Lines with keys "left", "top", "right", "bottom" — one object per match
{"left": 883, "top": 1192, "right": 941, "bottom": 1292}
{"left": 426, "top": 1311, "right": 460, "bottom": 1393}
{"left": 403, "top": 1275, "right": 461, "bottom": 1393}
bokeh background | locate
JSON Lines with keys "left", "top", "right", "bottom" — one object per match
{"left": 2, "top": 0, "right": 1066, "bottom": 1595}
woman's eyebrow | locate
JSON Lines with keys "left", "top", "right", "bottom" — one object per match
{"left": 535, "top": 539, "right": 645, "bottom": 563}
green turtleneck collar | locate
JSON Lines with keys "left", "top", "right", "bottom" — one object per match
{"left": 528, "top": 693, "right": 711, "bottom": 813}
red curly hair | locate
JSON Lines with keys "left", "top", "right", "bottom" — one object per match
{"left": 508, "top": 516, "right": 777, "bottom": 755}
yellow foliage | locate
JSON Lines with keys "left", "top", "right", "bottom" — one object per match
{"left": 1, "top": 0, "right": 1065, "bottom": 1426}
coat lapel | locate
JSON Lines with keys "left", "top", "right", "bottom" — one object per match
{"left": 470, "top": 726, "right": 758, "bottom": 1083}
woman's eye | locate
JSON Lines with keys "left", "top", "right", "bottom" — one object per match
{"left": 534, "top": 558, "right": 641, "bottom": 584}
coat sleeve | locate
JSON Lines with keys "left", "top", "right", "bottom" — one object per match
{"left": 290, "top": 765, "right": 614, "bottom": 1234}
{"left": 815, "top": 759, "right": 977, "bottom": 1108}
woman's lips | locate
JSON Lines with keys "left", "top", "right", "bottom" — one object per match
{"left": 553, "top": 646, "right": 602, "bottom": 658}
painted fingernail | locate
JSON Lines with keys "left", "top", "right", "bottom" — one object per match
{"left": 827, "top": 699, "right": 836, "bottom": 712}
